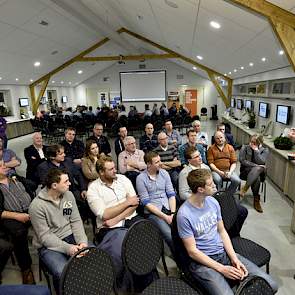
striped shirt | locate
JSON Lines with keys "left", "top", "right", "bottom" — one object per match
{"left": 154, "top": 144, "right": 178, "bottom": 162}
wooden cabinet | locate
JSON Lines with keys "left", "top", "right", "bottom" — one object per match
{"left": 6, "top": 119, "right": 33, "bottom": 139}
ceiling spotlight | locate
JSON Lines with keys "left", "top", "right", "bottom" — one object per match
{"left": 30, "top": 79, "right": 33, "bottom": 82}
{"left": 60, "top": 81, "right": 64, "bottom": 84}
{"left": 196, "top": 55, "right": 203, "bottom": 60}
{"left": 69, "top": 82, "right": 72, "bottom": 85}
{"left": 240, "top": 66, "right": 244, "bottom": 70}
{"left": 261, "top": 57, "right": 266, "bottom": 62}
{"left": 34, "top": 61, "right": 41, "bottom": 67}
{"left": 228, "top": 72, "right": 232, "bottom": 75}
{"left": 0, "top": 77, "right": 2, "bottom": 80}
{"left": 279, "top": 50, "right": 284, "bottom": 55}
{"left": 193, "top": 66, "right": 197, "bottom": 70}
{"left": 164, "top": 0, "right": 178, "bottom": 9}
{"left": 210, "top": 21, "right": 221, "bottom": 29}
{"left": 15, "top": 78, "right": 19, "bottom": 81}
{"left": 249, "top": 62, "right": 254, "bottom": 66}
{"left": 224, "top": 73, "right": 227, "bottom": 76}
{"left": 77, "top": 70, "right": 83, "bottom": 74}
{"left": 234, "top": 69, "right": 237, "bottom": 72}
{"left": 52, "top": 81, "right": 55, "bottom": 83}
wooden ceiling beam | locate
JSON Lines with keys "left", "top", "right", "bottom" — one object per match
{"left": 226, "top": 0, "right": 295, "bottom": 71}
{"left": 77, "top": 53, "right": 178, "bottom": 62}
{"left": 30, "top": 75, "right": 50, "bottom": 115}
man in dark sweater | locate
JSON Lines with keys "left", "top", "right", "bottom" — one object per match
{"left": 88, "top": 123, "right": 111, "bottom": 156}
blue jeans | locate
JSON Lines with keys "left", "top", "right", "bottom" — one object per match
{"left": 212, "top": 171, "right": 241, "bottom": 196}
{"left": 189, "top": 252, "right": 278, "bottom": 295}
{"left": 0, "top": 285, "right": 50, "bottom": 295}
{"left": 148, "top": 214, "right": 175, "bottom": 257}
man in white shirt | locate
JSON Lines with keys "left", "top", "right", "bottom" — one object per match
{"left": 192, "top": 120, "right": 208, "bottom": 147}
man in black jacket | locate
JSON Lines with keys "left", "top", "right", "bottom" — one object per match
{"left": 88, "top": 123, "right": 111, "bottom": 156}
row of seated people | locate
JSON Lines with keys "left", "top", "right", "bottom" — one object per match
{"left": 0, "top": 154, "right": 278, "bottom": 294}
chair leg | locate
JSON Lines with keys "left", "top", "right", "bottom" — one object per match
{"left": 162, "top": 254, "right": 169, "bottom": 277}
{"left": 10, "top": 252, "right": 16, "bottom": 265}
{"left": 266, "top": 262, "right": 269, "bottom": 274}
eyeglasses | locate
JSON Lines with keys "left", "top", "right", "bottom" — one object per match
{"left": 191, "top": 154, "right": 201, "bottom": 159}
{"left": 127, "top": 142, "right": 136, "bottom": 145}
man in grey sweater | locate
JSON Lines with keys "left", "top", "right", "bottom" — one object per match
{"left": 29, "top": 168, "right": 88, "bottom": 293}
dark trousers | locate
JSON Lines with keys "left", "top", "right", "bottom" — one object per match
{"left": 1, "top": 220, "right": 32, "bottom": 271}
{"left": 227, "top": 202, "right": 248, "bottom": 238}
{"left": 124, "top": 171, "right": 140, "bottom": 192}
{"left": 0, "top": 238, "right": 13, "bottom": 275}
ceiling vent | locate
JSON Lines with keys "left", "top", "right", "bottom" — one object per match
{"left": 139, "top": 64, "right": 146, "bottom": 69}
{"left": 103, "top": 77, "right": 110, "bottom": 82}
{"left": 39, "top": 20, "right": 49, "bottom": 26}
{"left": 176, "top": 74, "right": 184, "bottom": 80}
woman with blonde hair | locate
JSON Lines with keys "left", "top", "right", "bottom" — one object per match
{"left": 81, "top": 139, "right": 100, "bottom": 182}
{"left": 239, "top": 134, "right": 269, "bottom": 213}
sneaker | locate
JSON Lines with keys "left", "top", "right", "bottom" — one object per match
{"left": 22, "top": 269, "right": 36, "bottom": 285}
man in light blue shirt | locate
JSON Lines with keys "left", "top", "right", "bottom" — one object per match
{"left": 163, "top": 119, "right": 182, "bottom": 147}
{"left": 136, "top": 151, "right": 176, "bottom": 256}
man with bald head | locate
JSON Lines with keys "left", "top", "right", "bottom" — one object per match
{"left": 24, "top": 132, "right": 47, "bottom": 184}
{"left": 207, "top": 131, "right": 240, "bottom": 195}
{"left": 139, "top": 123, "right": 158, "bottom": 153}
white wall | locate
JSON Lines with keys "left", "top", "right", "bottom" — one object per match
{"left": 73, "top": 59, "right": 220, "bottom": 115}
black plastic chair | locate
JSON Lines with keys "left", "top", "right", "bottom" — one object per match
{"left": 59, "top": 247, "right": 117, "bottom": 295}
{"left": 121, "top": 220, "right": 168, "bottom": 294}
{"left": 235, "top": 275, "right": 274, "bottom": 295}
{"left": 213, "top": 190, "right": 271, "bottom": 273}
{"left": 141, "top": 277, "right": 202, "bottom": 295}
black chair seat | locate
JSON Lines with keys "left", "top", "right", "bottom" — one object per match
{"left": 235, "top": 275, "right": 274, "bottom": 295}
{"left": 142, "top": 277, "right": 201, "bottom": 295}
{"left": 232, "top": 237, "right": 271, "bottom": 272}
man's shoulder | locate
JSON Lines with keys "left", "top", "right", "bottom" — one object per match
{"left": 24, "top": 144, "right": 34, "bottom": 152}
{"left": 179, "top": 165, "right": 191, "bottom": 176}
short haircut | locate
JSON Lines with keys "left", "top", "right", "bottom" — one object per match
{"left": 164, "top": 119, "right": 172, "bottom": 124}
{"left": 45, "top": 168, "right": 67, "bottom": 189}
{"left": 250, "top": 134, "right": 263, "bottom": 145}
{"left": 216, "top": 123, "right": 225, "bottom": 130}
{"left": 187, "top": 169, "right": 212, "bottom": 194}
{"left": 94, "top": 123, "right": 103, "bottom": 129}
{"left": 96, "top": 155, "right": 113, "bottom": 173}
{"left": 192, "top": 120, "right": 201, "bottom": 127}
{"left": 65, "top": 127, "right": 76, "bottom": 133}
{"left": 185, "top": 146, "right": 198, "bottom": 160}
{"left": 46, "top": 144, "right": 64, "bottom": 159}
{"left": 144, "top": 151, "right": 159, "bottom": 164}
{"left": 123, "top": 136, "right": 135, "bottom": 146}
{"left": 186, "top": 127, "right": 196, "bottom": 137}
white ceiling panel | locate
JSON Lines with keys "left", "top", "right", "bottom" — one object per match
{"left": 0, "top": 21, "right": 16, "bottom": 40}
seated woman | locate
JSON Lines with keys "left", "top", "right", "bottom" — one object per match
{"left": 239, "top": 134, "right": 269, "bottom": 213}
{"left": 81, "top": 139, "right": 100, "bottom": 183}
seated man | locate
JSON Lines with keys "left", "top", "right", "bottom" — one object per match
{"left": 179, "top": 146, "right": 210, "bottom": 201}
{"left": 177, "top": 169, "right": 278, "bottom": 295}
{"left": 24, "top": 132, "right": 47, "bottom": 185}
{"left": 0, "top": 238, "right": 13, "bottom": 284}
{"left": 136, "top": 151, "right": 176, "bottom": 257}
{"left": 0, "top": 172, "right": 35, "bottom": 284}
{"left": 60, "top": 127, "right": 85, "bottom": 166}
{"left": 118, "top": 136, "right": 146, "bottom": 189}
{"left": 208, "top": 131, "right": 240, "bottom": 195}
{"left": 88, "top": 123, "right": 111, "bottom": 156}
{"left": 37, "top": 144, "right": 89, "bottom": 221}
{"left": 191, "top": 120, "right": 208, "bottom": 148}
{"left": 163, "top": 119, "right": 182, "bottom": 147}
{"left": 139, "top": 123, "right": 158, "bottom": 153}
{"left": 87, "top": 156, "right": 140, "bottom": 288}
{"left": 154, "top": 132, "right": 181, "bottom": 189}
{"left": 0, "top": 138, "right": 21, "bottom": 177}
{"left": 178, "top": 128, "right": 207, "bottom": 166}
{"left": 114, "top": 126, "right": 128, "bottom": 157}
{"left": 29, "top": 169, "right": 89, "bottom": 293}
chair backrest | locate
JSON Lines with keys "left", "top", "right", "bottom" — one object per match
{"left": 235, "top": 275, "right": 274, "bottom": 295}
{"left": 59, "top": 247, "right": 116, "bottom": 295}
{"left": 212, "top": 190, "right": 238, "bottom": 232}
{"left": 122, "top": 220, "right": 163, "bottom": 276}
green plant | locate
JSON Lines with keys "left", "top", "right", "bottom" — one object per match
{"left": 274, "top": 136, "right": 293, "bottom": 150}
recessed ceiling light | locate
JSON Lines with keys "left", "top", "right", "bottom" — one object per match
{"left": 30, "top": 79, "right": 33, "bottom": 82}
{"left": 240, "top": 66, "right": 244, "bottom": 70}
{"left": 228, "top": 72, "right": 232, "bottom": 75}
{"left": 193, "top": 66, "right": 197, "bottom": 70}
{"left": 34, "top": 61, "right": 41, "bottom": 67}
{"left": 224, "top": 73, "right": 227, "bottom": 76}
{"left": 249, "top": 62, "right": 254, "bottom": 66}
{"left": 196, "top": 55, "right": 203, "bottom": 60}
{"left": 15, "top": 78, "right": 19, "bottom": 81}
{"left": 165, "top": 0, "right": 178, "bottom": 9}
{"left": 77, "top": 70, "right": 83, "bottom": 74}
{"left": 69, "top": 82, "right": 71, "bottom": 85}
{"left": 52, "top": 81, "right": 55, "bottom": 83}
{"left": 181, "top": 84, "right": 188, "bottom": 87}
{"left": 60, "top": 81, "right": 64, "bottom": 84}
{"left": 0, "top": 77, "right": 2, "bottom": 80}
{"left": 210, "top": 21, "right": 221, "bottom": 29}
{"left": 234, "top": 69, "right": 237, "bottom": 72}
{"left": 261, "top": 57, "right": 266, "bottom": 62}
{"left": 279, "top": 50, "right": 284, "bottom": 55}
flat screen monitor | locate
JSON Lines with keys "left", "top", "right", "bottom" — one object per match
{"left": 61, "top": 96, "right": 68, "bottom": 103}
{"left": 258, "top": 102, "right": 270, "bottom": 118}
{"left": 230, "top": 98, "right": 236, "bottom": 108}
{"left": 276, "top": 105, "right": 291, "bottom": 125}
{"left": 0, "top": 93, "right": 4, "bottom": 103}
{"left": 237, "top": 99, "right": 243, "bottom": 110}
{"left": 245, "top": 100, "right": 254, "bottom": 111}
{"left": 19, "top": 98, "right": 29, "bottom": 107}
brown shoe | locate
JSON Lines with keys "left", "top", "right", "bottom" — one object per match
{"left": 254, "top": 196, "right": 263, "bottom": 213}
{"left": 240, "top": 184, "right": 249, "bottom": 198}
{"left": 22, "top": 269, "right": 36, "bottom": 285}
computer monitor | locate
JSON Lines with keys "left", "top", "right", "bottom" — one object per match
{"left": 258, "top": 102, "right": 270, "bottom": 118}
{"left": 237, "top": 99, "right": 243, "bottom": 110}
{"left": 61, "top": 96, "right": 68, "bottom": 103}
{"left": 276, "top": 105, "right": 291, "bottom": 125}
{"left": 19, "top": 98, "right": 29, "bottom": 107}
{"left": 245, "top": 100, "right": 254, "bottom": 111}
